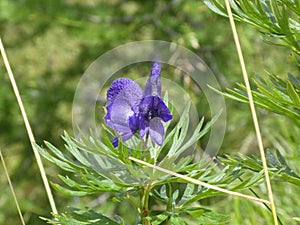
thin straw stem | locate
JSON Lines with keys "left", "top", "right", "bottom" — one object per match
{"left": 0, "top": 149, "right": 26, "bottom": 225}
{"left": 0, "top": 38, "right": 58, "bottom": 214}
{"left": 129, "top": 156, "right": 270, "bottom": 205}
{"left": 223, "top": 1, "right": 278, "bottom": 224}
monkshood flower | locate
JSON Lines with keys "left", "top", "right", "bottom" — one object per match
{"left": 105, "top": 62, "right": 172, "bottom": 147}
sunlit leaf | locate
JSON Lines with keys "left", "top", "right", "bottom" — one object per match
{"left": 45, "top": 207, "right": 122, "bottom": 225}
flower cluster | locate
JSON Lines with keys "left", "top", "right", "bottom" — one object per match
{"left": 105, "top": 62, "right": 172, "bottom": 147}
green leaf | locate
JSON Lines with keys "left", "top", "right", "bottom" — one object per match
{"left": 205, "top": 0, "right": 300, "bottom": 55}
{"left": 287, "top": 80, "right": 300, "bottom": 107}
{"left": 52, "top": 183, "right": 89, "bottom": 196}
{"left": 47, "top": 207, "right": 122, "bottom": 225}
{"left": 204, "top": 0, "right": 228, "bottom": 17}
{"left": 183, "top": 207, "right": 230, "bottom": 224}
{"left": 148, "top": 212, "right": 169, "bottom": 225}
{"left": 168, "top": 102, "right": 191, "bottom": 157}
{"left": 196, "top": 211, "right": 230, "bottom": 225}
{"left": 177, "top": 183, "right": 196, "bottom": 206}
{"left": 266, "top": 149, "right": 281, "bottom": 168}
{"left": 184, "top": 207, "right": 205, "bottom": 218}
{"left": 36, "top": 143, "right": 79, "bottom": 172}
{"left": 223, "top": 153, "right": 300, "bottom": 186}
{"left": 175, "top": 111, "right": 220, "bottom": 156}
{"left": 275, "top": 149, "right": 288, "bottom": 168}
{"left": 220, "top": 74, "right": 300, "bottom": 121}
{"left": 169, "top": 215, "right": 187, "bottom": 225}
{"left": 288, "top": 72, "right": 300, "bottom": 88}
{"left": 150, "top": 156, "right": 192, "bottom": 181}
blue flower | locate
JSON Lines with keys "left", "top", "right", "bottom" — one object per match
{"left": 105, "top": 62, "right": 172, "bottom": 147}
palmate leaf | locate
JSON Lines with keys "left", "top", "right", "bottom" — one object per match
{"left": 149, "top": 191, "right": 230, "bottom": 225}
{"left": 52, "top": 172, "right": 123, "bottom": 197}
{"left": 148, "top": 212, "right": 188, "bottom": 225}
{"left": 37, "top": 101, "right": 217, "bottom": 195}
{"left": 168, "top": 216, "right": 187, "bottom": 225}
{"left": 152, "top": 158, "right": 264, "bottom": 212}
{"left": 179, "top": 168, "right": 264, "bottom": 208}
{"left": 217, "top": 73, "right": 300, "bottom": 122}
{"left": 281, "top": 0, "right": 300, "bottom": 16}
{"left": 36, "top": 141, "right": 87, "bottom": 173}
{"left": 145, "top": 156, "right": 192, "bottom": 183}
{"left": 36, "top": 139, "right": 136, "bottom": 197}
{"left": 266, "top": 149, "right": 300, "bottom": 179}
{"left": 183, "top": 207, "right": 230, "bottom": 225}
{"left": 222, "top": 151, "right": 300, "bottom": 186}
{"left": 51, "top": 183, "right": 90, "bottom": 197}
{"left": 125, "top": 101, "right": 220, "bottom": 185}
{"left": 148, "top": 213, "right": 169, "bottom": 225}
{"left": 167, "top": 102, "right": 191, "bottom": 157}
{"left": 37, "top": 99, "right": 223, "bottom": 224}
{"left": 149, "top": 208, "right": 229, "bottom": 225}
{"left": 151, "top": 161, "right": 224, "bottom": 200}
{"left": 44, "top": 207, "right": 124, "bottom": 225}
{"left": 204, "top": 0, "right": 300, "bottom": 55}
{"left": 167, "top": 102, "right": 221, "bottom": 159}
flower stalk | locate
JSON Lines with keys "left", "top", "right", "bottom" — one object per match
{"left": 141, "top": 184, "right": 152, "bottom": 225}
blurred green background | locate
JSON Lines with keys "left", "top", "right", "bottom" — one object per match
{"left": 1, "top": 0, "right": 299, "bottom": 224}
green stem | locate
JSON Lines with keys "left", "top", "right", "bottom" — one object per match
{"left": 141, "top": 184, "right": 152, "bottom": 225}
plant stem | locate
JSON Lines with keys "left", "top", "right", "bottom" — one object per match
{"left": 141, "top": 184, "right": 152, "bottom": 225}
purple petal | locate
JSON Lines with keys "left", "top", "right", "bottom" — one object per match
{"left": 112, "top": 137, "right": 119, "bottom": 147}
{"left": 107, "top": 78, "right": 143, "bottom": 107}
{"left": 144, "top": 62, "right": 161, "bottom": 97}
{"left": 107, "top": 78, "right": 132, "bottom": 105}
{"left": 105, "top": 100, "right": 134, "bottom": 133}
{"left": 160, "top": 113, "right": 172, "bottom": 122}
{"left": 149, "top": 117, "right": 164, "bottom": 145}
{"left": 151, "top": 62, "right": 161, "bottom": 77}
{"left": 139, "top": 119, "right": 149, "bottom": 138}
{"left": 154, "top": 98, "right": 172, "bottom": 122}
{"left": 122, "top": 132, "right": 135, "bottom": 142}
{"left": 112, "top": 132, "right": 135, "bottom": 147}
{"left": 139, "top": 96, "right": 172, "bottom": 122}
{"left": 158, "top": 105, "right": 172, "bottom": 122}
{"left": 128, "top": 114, "right": 139, "bottom": 132}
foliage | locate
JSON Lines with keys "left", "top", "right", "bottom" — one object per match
{"left": 44, "top": 207, "right": 122, "bottom": 225}
{"left": 214, "top": 73, "right": 300, "bottom": 123}
{"left": 1, "top": 1, "right": 243, "bottom": 223}
{"left": 205, "top": 0, "right": 300, "bottom": 57}
{"left": 220, "top": 149, "right": 300, "bottom": 186}
{"left": 2, "top": 0, "right": 300, "bottom": 224}
{"left": 36, "top": 104, "right": 267, "bottom": 224}
{"left": 205, "top": 0, "right": 300, "bottom": 224}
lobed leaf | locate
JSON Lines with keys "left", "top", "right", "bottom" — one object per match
{"left": 220, "top": 73, "right": 300, "bottom": 122}
{"left": 44, "top": 207, "right": 123, "bottom": 225}
{"left": 205, "top": 0, "right": 300, "bottom": 55}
